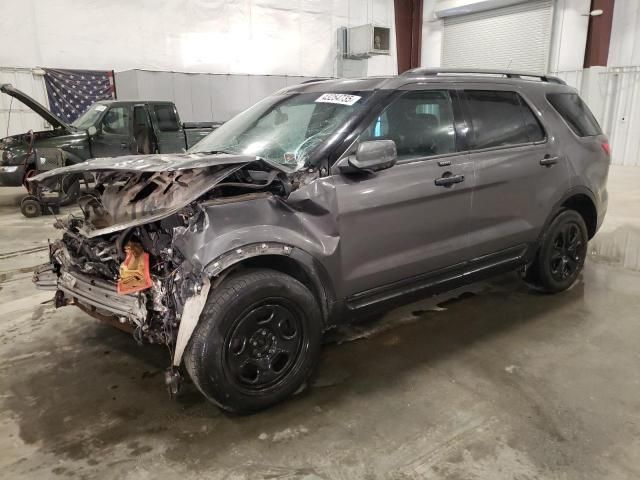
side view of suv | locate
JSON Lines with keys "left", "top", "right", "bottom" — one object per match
{"left": 32, "top": 68, "right": 609, "bottom": 413}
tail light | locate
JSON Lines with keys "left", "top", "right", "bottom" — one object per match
{"left": 117, "top": 242, "right": 152, "bottom": 294}
{"left": 601, "top": 141, "right": 611, "bottom": 156}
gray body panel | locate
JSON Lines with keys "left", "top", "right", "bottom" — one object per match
{"left": 330, "top": 155, "right": 474, "bottom": 296}
{"left": 459, "top": 82, "right": 571, "bottom": 257}
{"left": 33, "top": 71, "right": 610, "bottom": 324}
{"left": 186, "top": 74, "right": 609, "bottom": 308}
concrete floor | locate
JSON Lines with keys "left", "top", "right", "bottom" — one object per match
{"left": 0, "top": 166, "right": 639, "bottom": 480}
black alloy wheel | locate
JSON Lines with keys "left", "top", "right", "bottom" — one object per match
{"left": 548, "top": 221, "right": 585, "bottom": 282}
{"left": 527, "top": 209, "right": 589, "bottom": 293}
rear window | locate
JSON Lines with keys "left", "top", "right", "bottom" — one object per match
{"left": 154, "top": 104, "right": 180, "bottom": 132}
{"left": 547, "top": 93, "right": 601, "bottom": 137}
{"left": 464, "top": 90, "right": 545, "bottom": 149}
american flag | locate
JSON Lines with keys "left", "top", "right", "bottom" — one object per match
{"left": 44, "top": 68, "right": 116, "bottom": 124}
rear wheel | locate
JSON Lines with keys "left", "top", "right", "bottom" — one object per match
{"left": 184, "top": 269, "right": 323, "bottom": 413}
{"left": 527, "top": 210, "right": 588, "bottom": 293}
{"left": 20, "top": 195, "right": 41, "bottom": 218}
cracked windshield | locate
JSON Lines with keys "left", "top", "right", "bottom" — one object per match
{"left": 190, "top": 92, "right": 370, "bottom": 169}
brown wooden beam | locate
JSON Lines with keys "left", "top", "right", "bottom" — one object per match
{"left": 584, "top": 0, "right": 615, "bottom": 67}
{"left": 410, "top": 0, "right": 423, "bottom": 70}
{"left": 395, "top": 0, "right": 423, "bottom": 73}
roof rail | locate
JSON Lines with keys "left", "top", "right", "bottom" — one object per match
{"left": 401, "top": 68, "right": 566, "bottom": 85}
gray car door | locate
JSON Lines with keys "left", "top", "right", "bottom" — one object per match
{"left": 331, "top": 88, "right": 475, "bottom": 297}
{"left": 91, "top": 105, "right": 135, "bottom": 158}
{"left": 460, "top": 86, "right": 570, "bottom": 258}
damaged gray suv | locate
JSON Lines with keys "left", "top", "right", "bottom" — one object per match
{"left": 33, "top": 69, "right": 610, "bottom": 413}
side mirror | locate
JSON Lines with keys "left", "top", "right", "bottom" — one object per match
{"left": 87, "top": 126, "right": 98, "bottom": 137}
{"left": 348, "top": 140, "right": 397, "bottom": 172}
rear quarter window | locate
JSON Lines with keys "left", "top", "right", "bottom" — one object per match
{"left": 154, "top": 104, "right": 180, "bottom": 132}
{"left": 547, "top": 93, "right": 602, "bottom": 137}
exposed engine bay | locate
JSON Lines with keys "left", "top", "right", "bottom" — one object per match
{"left": 32, "top": 153, "right": 319, "bottom": 394}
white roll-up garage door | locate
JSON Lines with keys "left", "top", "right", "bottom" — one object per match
{"left": 442, "top": 0, "right": 553, "bottom": 72}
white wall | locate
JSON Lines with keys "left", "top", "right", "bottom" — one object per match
{"left": 608, "top": 0, "right": 640, "bottom": 67}
{"left": 114, "top": 70, "right": 322, "bottom": 122}
{"left": 0, "top": 68, "right": 50, "bottom": 136}
{"left": 0, "top": 0, "right": 397, "bottom": 78}
{"left": 421, "top": 0, "right": 591, "bottom": 72}
{"left": 548, "top": 0, "right": 591, "bottom": 72}
{"left": 421, "top": 0, "right": 444, "bottom": 67}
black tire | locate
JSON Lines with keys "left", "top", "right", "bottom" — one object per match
{"left": 184, "top": 269, "right": 323, "bottom": 413}
{"left": 527, "top": 209, "right": 588, "bottom": 293}
{"left": 20, "top": 196, "right": 41, "bottom": 218}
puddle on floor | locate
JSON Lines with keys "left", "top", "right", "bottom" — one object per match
{"left": 588, "top": 225, "right": 640, "bottom": 271}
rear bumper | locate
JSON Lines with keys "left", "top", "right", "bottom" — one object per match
{"left": 33, "top": 264, "right": 147, "bottom": 324}
{"left": 0, "top": 165, "right": 25, "bottom": 186}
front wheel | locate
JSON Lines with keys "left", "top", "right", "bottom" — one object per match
{"left": 527, "top": 210, "right": 588, "bottom": 293}
{"left": 184, "top": 269, "right": 323, "bottom": 413}
{"left": 20, "top": 195, "right": 41, "bottom": 218}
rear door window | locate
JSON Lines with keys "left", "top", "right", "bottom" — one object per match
{"left": 547, "top": 93, "right": 602, "bottom": 137}
{"left": 154, "top": 104, "right": 180, "bottom": 132}
{"left": 101, "top": 106, "right": 129, "bottom": 135}
{"left": 463, "top": 90, "right": 545, "bottom": 149}
{"left": 360, "top": 90, "right": 457, "bottom": 159}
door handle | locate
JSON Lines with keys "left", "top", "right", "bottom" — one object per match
{"left": 120, "top": 142, "right": 129, "bottom": 149}
{"left": 540, "top": 155, "right": 559, "bottom": 167}
{"left": 434, "top": 173, "right": 465, "bottom": 187}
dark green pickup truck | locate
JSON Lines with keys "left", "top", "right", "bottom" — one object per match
{"left": 0, "top": 84, "right": 221, "bottom": 186}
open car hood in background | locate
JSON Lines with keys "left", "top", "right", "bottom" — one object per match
{"left": 29, "top": 152, "right": 291, "bottom": 238}
{"left": 0, "top": 83, "right": 71, "bottom": 132}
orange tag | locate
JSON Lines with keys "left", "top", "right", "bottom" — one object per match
{"left": 117, "top": 242, "right": 152, "bottom": 294}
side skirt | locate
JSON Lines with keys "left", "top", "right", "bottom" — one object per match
{"left": 344, "top": 244, "right": 529, "bottom": 314}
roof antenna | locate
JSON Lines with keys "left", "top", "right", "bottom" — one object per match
{"left": 6, "top": 97, "right": 13, "bottom": 137}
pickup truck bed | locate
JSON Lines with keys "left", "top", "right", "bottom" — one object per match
{"left": 184, "top": 122, "right": 224, "bottom": 148}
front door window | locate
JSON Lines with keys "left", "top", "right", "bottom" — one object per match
{"left": 360, "top": 90, "right": 457, "bottom": 160}
{"left": 101, "top": 107, "right": 129, "bottom": 135}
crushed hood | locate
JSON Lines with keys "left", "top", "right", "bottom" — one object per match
{"left": 1, "top": 83, "right": 71, "bottom": 131}
{"left": 30, "top": 152, "right": 292, "bottom": 180}
{"left": 30, "top": 152, "right": 291, "bottom": 238}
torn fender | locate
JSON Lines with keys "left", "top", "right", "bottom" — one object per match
{"left": 173, "top": 277, "right": 211, "bottom": 367}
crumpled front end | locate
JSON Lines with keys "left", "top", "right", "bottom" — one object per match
{"left": 30, "top": 152, "right": 304, "bottom": 393}
{"left": 33, "top": 217, "right": 203, "bottom": 346}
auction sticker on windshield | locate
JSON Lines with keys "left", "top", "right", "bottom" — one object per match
{"left": 315, "top": 93, "right": 361, "bottom": 106}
